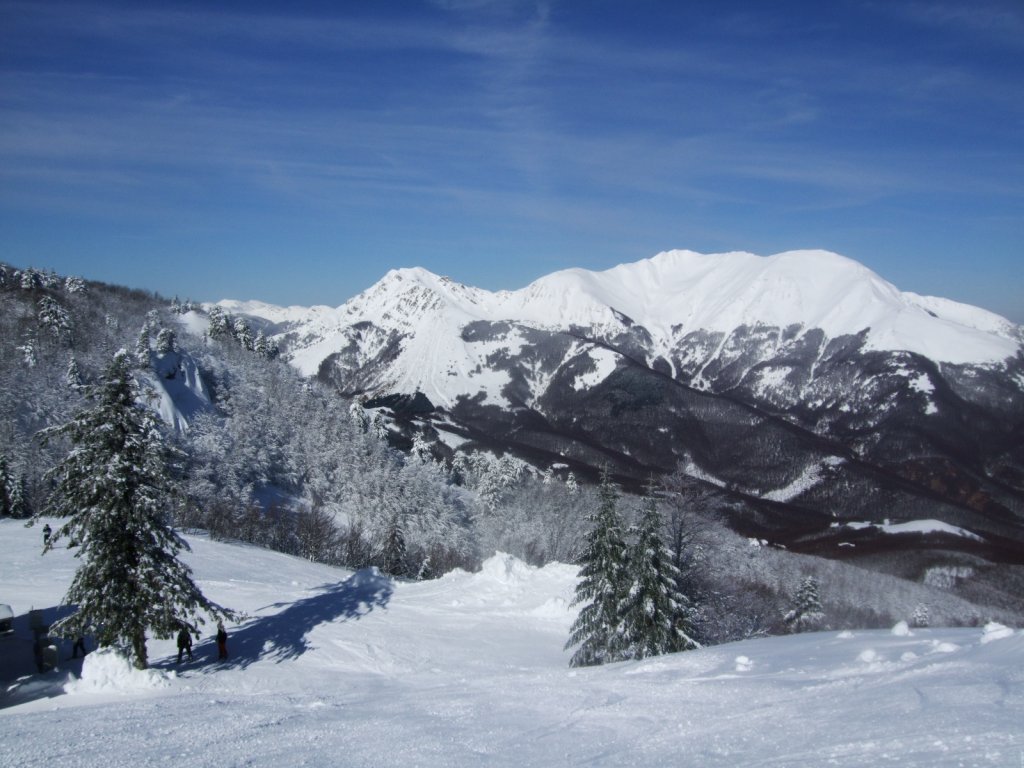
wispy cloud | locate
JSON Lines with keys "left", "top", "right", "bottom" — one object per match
{"left": 1, "top": 1, "right": 1021, "bottom": 315}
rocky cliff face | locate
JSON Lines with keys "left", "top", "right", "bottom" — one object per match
{"left": 221, "top": 250, "right": 1024, "bottom": 564}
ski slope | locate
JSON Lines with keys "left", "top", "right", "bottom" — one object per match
{"left": 1, "top": 519, "right": 1021, "bottom": 767}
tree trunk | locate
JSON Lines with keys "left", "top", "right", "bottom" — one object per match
{"left": 132, "top": 628, "right": 148, "bottom": 670}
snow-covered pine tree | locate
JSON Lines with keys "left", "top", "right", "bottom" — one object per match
{"left": 134, "top": 326, "right": 151, "bottom": 368}
{"left": 20, "top": 267, "right": 41, "bottom": 291}
{"left": 37, "top": 296, "right": 72, "bottom": 342}
{"left": 206, "top": 306, "right": 230, "bottom": 339}
{"left": 64, "top": 275, "right": 86, "bottom": 294}
{"left": 0, "top": 454, "right": 12, "bottom": 517}
{"left": 39, "top": 350, "right": 234, "bottom": 669}
{"left": 784, "top": 576, "right": 825, "bottom": 633}
{"left": 8, "top": 469, "right": 29, "bottom": 519}
{"left": 232, "top": 317, "right": 253, "bottom": 351}
{"left": 565, "top": 466, "right": 629, "bottom": 667}
{"left": 65, "top": 355, "right": 84, "bottom": 389}
{"left": 381, "top": 512, "right": 407, "bottom": 577}
{"left": 912, "top": 602, "right": 930, "bottom": 628}
{"left": 411, "top": 431, "right": 434, "bottom": 465}
{"left": 618, "top": 480, "right": 699, "bottom": 659}
{"left": 155, "top": 327, "right": 176, "bottom": 355}
{"left": 253, "top": 330, "right": 269, "bottom": 357}
{"left": 18, "top": 338, "right": 37, "bottom": 368}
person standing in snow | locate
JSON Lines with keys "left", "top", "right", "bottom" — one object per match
{"left": 71, "top": 635, "right": 87, "bottom": 658}
{"left": 42, "top": 523, "right": 52, "bottom": 547}
{"left": 32, "top": 636, "right": 45, "bottom": 673}
{"left": 176, "top": 626, "right": 193, "bottom": 663}
{"left": 216, "top": 621, "right": 228, "bottom": 660}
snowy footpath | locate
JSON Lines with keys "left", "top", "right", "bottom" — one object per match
{"left": 1, "top": 519, "right": 1021, "bottom": 767}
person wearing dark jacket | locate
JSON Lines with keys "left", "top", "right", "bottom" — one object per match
{"left": 216, "top": 621, "right": 228, "bottom": 660}
{"left": 176, "top": 627, "right": 193, "bottom": 663}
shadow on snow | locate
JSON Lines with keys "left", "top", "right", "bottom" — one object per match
{"left": 1, "top": 568, "right": 392, "bottom": 708}
{"left": 0, "top": 604, "right": 83, "bottom": 709}
{"left": 167, "top": 567, "right": 393, "bottom": 672}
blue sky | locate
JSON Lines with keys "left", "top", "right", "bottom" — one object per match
{"left": 2, "top": 1, "right": 1022, "bottom": 321}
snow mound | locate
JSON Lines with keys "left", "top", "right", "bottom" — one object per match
{"left": 980, "top": 622, "right": 1015, "bottom": 644}
{"left": 478, "top": 551, "right": 539, "bottom": 585}
{"left": 436, "top": 552, "right": 577, "bottom": 617}
{"left": 891, "top": 620, "right": 913, "bottom": 637}
{"left": 857, "top": 648, "right": 883, "bottom": 664}
{"left": 64, "top": 648, "right": 173, "bottom": 695}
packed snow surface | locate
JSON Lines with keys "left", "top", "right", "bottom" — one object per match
{"left": 2, "top": 520, "right": 1021, "bottom": 767}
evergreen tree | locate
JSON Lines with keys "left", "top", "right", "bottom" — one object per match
{"left": 618, "top": 481, "right": 699, "bottom": 659}
{"left": 8, "top": 470, "right": 29, "bottom": 519}
{"left": 381, "top": 512, "right": 407, "bottom": 577}
{"left": 410, "top": 431, "right": 434, "bottom": 465}
{"left": 37, "top": 296, "right": 72, "bottom": 342}
{"left": 65, "top": 355, "right": 84, "bottom": 389}
{"left": 784, "top": 576, "right": 825, "bottom": 633}
{"left": 18, "top": 338, "right": 37, "bottom": 368}
{"left": 565, "top": 466, "right": 629, "bottom": 667}
{"left": 206, "top": 306, "right": 230, "bottom": 339}
{"left": 20, "top": 267, "right": 41, "bottom": 291}
{"left": 64, "top": 275, "right": 86, "bottom": 294}
{"left": 155, "top": 328, "right": 176, "bottom": 355}
{"left": 232, "top": 318, "right": 253, "bottom": 351}
{"left": 253, "top": 330, "right": 269, "bottom": 357}
{"left": 39, "top": 350, "right": 234, "bottom": 669}
{"left": 0, "top": 454, "right": 12, "bottom": 518}
{"left": 912, "top": 602, "right": 930, "bottom": 628}
{"left": 134, "top": 327, "right": 151, "bottom": 368}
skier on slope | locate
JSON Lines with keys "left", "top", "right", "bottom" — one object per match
{"left": 176, "top": 626, "right": 193, "bottom": 663}
{"left": 216, "top": 621, "right": 228, "bottom": 660}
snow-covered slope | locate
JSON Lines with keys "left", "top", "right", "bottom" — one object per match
{"left": 1, "top": 520, "right": 1021, "bottom": 767}
{"left": 141, "top": 349, "right": 213, "bottom": 433}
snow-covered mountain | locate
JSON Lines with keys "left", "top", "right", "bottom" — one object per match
{"left": 222, "top": 249, "right": 1020, "bottom": 406}
{"left": 221, "top": 249, "right": 1024, "bottom": 565}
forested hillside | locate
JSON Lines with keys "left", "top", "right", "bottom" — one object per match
{"left": 2, "top": 262, "right": 1021, "bottom": 642}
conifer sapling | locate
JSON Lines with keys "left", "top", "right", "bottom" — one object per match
{"left": 565, "top": 466, "right": 629, "bottom": 667}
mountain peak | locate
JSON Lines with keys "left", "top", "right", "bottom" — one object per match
{"left": 226, "top": 249, "right": 1021, "bottom": 370}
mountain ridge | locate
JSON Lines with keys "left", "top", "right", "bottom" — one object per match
{"left": 216, "top": 248, "right": 1024, "bottom": 569}
{"left": 219, "top": 249, "right": 1021, "bottom": 379}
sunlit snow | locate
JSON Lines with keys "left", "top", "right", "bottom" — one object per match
{"left": 1, "top": 520, "right": 1020, "bottom": 767}
{"left": 218, "top": 250, "right": 1022, "bottom": 405}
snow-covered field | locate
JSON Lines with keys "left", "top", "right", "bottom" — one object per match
{"left": 1, "top": 519, "right": 1021, "bottom": 767}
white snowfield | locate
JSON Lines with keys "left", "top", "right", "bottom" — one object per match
{"left": 1, "top": 519, "right": 1021, "bottom": 767}
{"left": 219, "top": 250, "right": 1022, "bottom": 385}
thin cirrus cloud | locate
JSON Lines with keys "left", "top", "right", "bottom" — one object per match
{"left": 0, "top": 1, "right": 1021, "bottom": 320}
